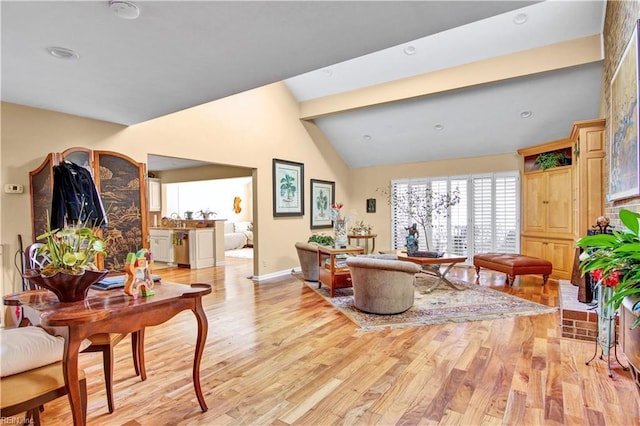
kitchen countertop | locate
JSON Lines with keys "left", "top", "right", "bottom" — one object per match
{"left": 150, "top": 227, "right": 211, "bottom": 231}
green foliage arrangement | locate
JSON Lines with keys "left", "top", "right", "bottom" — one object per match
{"left": 535, "top": 152, "right": 570, "bottom": 170}
{"left": 577, "top": 208, "right": 640, "bottom": 328}
{"left": 308, "top": 234, "right": 334, "bottom": 246}
{"left": 36, "top": 224, "right": 107, "bottom": 276}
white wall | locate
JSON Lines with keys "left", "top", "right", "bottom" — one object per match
{"left": 165, "top": 177, "right": 252, "bottom": 222}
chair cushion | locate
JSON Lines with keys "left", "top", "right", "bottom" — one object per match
{"left": 1, "top": 326, "right": 90, "bottom": 377}
{"left": 1, "top": 361, "right": 86, "bottom": 409}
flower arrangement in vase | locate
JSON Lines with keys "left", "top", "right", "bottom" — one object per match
{"left": 350, "top": 219, "right": 373, "bottom": 235}
{"left": 330, "top": 203, "right": 348, "bottom": 247}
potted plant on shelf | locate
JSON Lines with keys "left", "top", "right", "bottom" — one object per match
{"left": 23, "top": 222, "right": 108, "bottom": 302}
{"left": 535, "top": 151, "right": 571, "bottom": 170}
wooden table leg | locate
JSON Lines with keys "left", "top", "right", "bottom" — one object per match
{"left": 132, "top": 329, "right": 147, "bottom": 381}
{"left": 192, "top": 297, "right": 209, "bottom": 412}
{"left": 62, "top": 329, "right": 85, "bottom": 426}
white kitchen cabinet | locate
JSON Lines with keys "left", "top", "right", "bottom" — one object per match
{"left": 189, "top": 229, "right": 215, "bottom": 269}
{"left": 149, "top": 229, "right": 174, "bottom": 264}
{"left": 148, "top": 178, "right": 162, "bottom": 212}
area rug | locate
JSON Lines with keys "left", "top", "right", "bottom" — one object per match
{"left": 225, "top": 248, "right": 253, "bottom": 259}
{"left": 299, "top": 274, "right": 558, "bottom": 331}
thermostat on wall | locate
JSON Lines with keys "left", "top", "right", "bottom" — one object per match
{"left": 4, "top": 184, "right": 24, "bottom": 194}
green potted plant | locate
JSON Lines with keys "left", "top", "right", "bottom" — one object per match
{"left": 576, "top": 208, "right": 640, "bottom": 325}
{"left": 535, "top": 151, "right": 571, "bottom": 170}
{"left": 577, "top": 209, "right": 640, "bottom": 384}
{"left": 308, "top": 233, "right": 334, "bottom": 246}
{"left": 23, "top": 222, "right": 108, "bottom": 302}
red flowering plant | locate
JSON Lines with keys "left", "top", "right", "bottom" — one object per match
{"left": 330, "top": 202, "right": 344, "bottom": 221}
{"left": 577, "top": 208, "right": 640, "bottom": 328}
{"left": 589, "top": 268, "right": 620, "bottom": 287}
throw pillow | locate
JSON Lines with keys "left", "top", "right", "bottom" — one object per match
{"left": 0, "top": 326, "right": 90, "bottom": 377}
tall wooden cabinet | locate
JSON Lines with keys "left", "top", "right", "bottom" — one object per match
{"left": 29, "top": 147, "right": 148, "bottom": 272}
{"left": 518, "top": 119, "right": 605, "bottom": 280}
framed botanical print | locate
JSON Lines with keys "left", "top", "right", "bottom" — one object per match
{"left": 272, "top": 158, "right": 304, "bottom": 216}
{"left": 310, "top": 179, "right": 335, "bottom": 229}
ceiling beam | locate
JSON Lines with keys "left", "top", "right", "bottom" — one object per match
{"left": 299, "top": 34, "right": 603, "bottom": 120}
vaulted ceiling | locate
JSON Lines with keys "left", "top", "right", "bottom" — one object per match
{"left": 2, "top": 1, "right": 605, "bottom": 168}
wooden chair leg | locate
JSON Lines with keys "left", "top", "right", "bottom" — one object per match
{"left": 80, "top": 377, "right": 87, "bottom": 423}
{"left": 30, "top": 407, "right": 41, "bottom": 426}
{"left": 132, "top": 329, "right": 147, "bottom": 381}
{"left": 103, "top": 346, "right": 115, "bottom": 413}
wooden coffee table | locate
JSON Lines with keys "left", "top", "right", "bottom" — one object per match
{"left": 397, "top": 253, "right": 467, "bottom": 291}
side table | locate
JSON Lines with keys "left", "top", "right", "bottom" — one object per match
{"left": 347, "top": 234, "right": 377, "bottom": 254}
{"left": 317, "top": 245, "right": 364, "bottom": 297}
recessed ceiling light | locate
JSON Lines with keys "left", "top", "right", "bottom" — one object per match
{"left": 513, "top": 13, "right": 528, "bottom": 25}
{"left": 433, "top": 124, "right": 444, "bottom": 131}
{"left": 109, "top": 0, "right": 140, "bottom": 19}
{"left": 403, "top": 45, "right": 416, "bottom": 55}
{"left": 46, "top": 46, "right": 79, "bottom": 60}
{"left": 362, "top": 134, "right": 372, "bottom": 141}
{"left": 520, "top": 110, "right": 533, "bottom": 119}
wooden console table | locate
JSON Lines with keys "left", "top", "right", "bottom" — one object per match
{"left": 317, "top": 245, "right": 364, "bottom": 297}
{"left": 3, "top": 281, "right": 211, "bottom": 426}
{"left": 347, "top": 234, "right": 377, "bottom": 254}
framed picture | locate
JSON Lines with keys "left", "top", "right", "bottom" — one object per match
{"left": 366, "top": 198, "right": 376, "bottom": 213}
{"left": 310, "top": 179, "right": 335, "bottom": 229}
{"left": 610, "top": 20, "right": 640, "bottom": 201}
{"left": 272, "top": 159, "right": 304, "bottom": 216}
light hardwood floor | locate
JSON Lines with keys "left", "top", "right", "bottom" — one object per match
{"left": 20, "top": 258, "right": 640, "bottom": 425}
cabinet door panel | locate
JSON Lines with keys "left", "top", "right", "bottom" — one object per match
{"left": 522, "top": 173, "right": 546, "bottom": 233}
{"left": 522, "top": 237, "right": 545, "bottom": 260}
{"left": 546, "top": 168, "right": 573, "bottom": 234}
{"left": 148, "top": 178, "right": 161, "bottom": 212}
{"left": 521, "top": 236, "right": 573, "bottom": 279}
{"left": 546, "top": 239, "right": 574, "bottom": 278}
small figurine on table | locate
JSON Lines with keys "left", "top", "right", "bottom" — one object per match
{"left": 124, "top": 249, "right": 155, "bottom": 298}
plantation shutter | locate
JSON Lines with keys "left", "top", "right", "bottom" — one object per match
{"left": 390, "top": 179, "right": 429, "bottom": 250}
{"left": 391, "top": 181, "right": 410, "bottom": 250}
{"left": 449, "top": 178, "right": 468, "bottom": 256}
{"left": 391, "top": 172, "right": 518, "bottom": 258}
{"left": 472, "top": 177, "right": 493, "bottom": 254}
{"left": 494, "top": 174, "right": 519, "bottom": 253}
{"left": 430, "top": 180, "right": 448, "bottom": 251}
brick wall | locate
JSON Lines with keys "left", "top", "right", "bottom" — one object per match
{"left": 603, "top": 1, "right": 640, "bottom": 226}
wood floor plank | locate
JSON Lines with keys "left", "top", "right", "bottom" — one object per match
{"left": 10, "top": 261, "right": 639, "bottom": 425}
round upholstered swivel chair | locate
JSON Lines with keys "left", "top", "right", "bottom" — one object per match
{"left": 346, "top": 255, "right": 421, "bottom": 314}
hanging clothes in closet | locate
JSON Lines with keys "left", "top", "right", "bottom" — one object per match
{"left": 50, "top": 160, "right": 108, "bottom": 230}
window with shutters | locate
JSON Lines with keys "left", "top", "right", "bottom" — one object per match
{"left": 391, "top": 172, "right": 519, "bottom": 261}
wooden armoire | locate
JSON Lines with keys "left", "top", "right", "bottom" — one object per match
{"left": 29, "top": 147, "right": 148, "bottom": 272}
{"left": 517, "top": 119, "right": 605, "bottom": 280}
